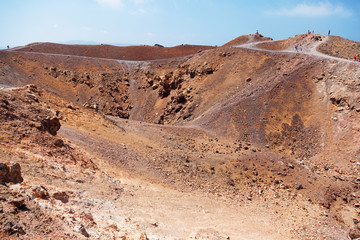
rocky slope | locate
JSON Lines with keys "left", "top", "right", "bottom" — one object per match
{"left": 318, "top": 35, "right": 360, "bottom": 60}
{"left": 1, "top": 34, "right": 360, "bottom": 239}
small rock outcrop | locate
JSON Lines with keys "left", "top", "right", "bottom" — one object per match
{"left": 39, "top": 117, "right": 61, "bottom": 136}
{"left": 0, "top": 162, "right": 23, "bottom": 183}
{"left": 52, "top": 191, "right": 69, "bottom": 203}
{"left": 32, "top": 186, "right": 50, "bottom": 199}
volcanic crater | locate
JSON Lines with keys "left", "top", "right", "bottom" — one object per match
{"left": 1, "top": 33, "right": 360, "bottom": 239}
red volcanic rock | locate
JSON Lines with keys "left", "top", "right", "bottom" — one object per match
{"left": 0, "top": 162, "right": 23, "bottom": 183}
{"left": 39, "top": 117, "right": 61, "bottom": 136}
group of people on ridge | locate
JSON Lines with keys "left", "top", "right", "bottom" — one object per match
{"left": 354, "top": 54, "right": 360, "bottom": 62}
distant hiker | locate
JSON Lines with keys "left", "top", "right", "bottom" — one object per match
{"left": 30, "top": 47, "right": 32, "bottom": 52}
{"left": 7, "top": 45, "right": 9, "bottom": 49}
{"left": 295, "top": 45, "right": 298, "bottom": 52}
{"left": 355, "top": 54, "right": 358, "bottom": 61}
{"left": 328, "top": 30, "right": 330, "bottom": 35}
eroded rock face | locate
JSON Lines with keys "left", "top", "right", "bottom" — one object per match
{"left": 0, "top": 162, "right": 23, "bottom": 183}
{"left": 39, "top": 117, "right": 61, "bottom": 136}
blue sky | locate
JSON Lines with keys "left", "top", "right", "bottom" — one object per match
{"left": 0, "top": 0, "right": 359, "bottom": 47}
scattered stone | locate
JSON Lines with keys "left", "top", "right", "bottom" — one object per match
{"left": 9, "top": 197, "right": 25, "bottom": 209}
{"left": 349, "top": 225, "right": 360, "bottom": 239}
{"left": 54, "top": 138, "right": 64, "bottom": 147}
{"left": 190, "top": 228, "right": 229, "bottom": 240}
{"left": 67, "top": 104, "right": 76, "bottom": 110}
{"left": 52, "top": 191, "right": 69, "bottom": 203}
{"left": 149, "top": 219, "right": 159, "bottom": 227}
{"left": 246, "top": 78, "right": 252, "bottom": 82}
{"left": 296, "top": 184, "right": 303, "bottom": 190}
{"left": 3, "top": 221, "right": 25, "bottom": 236}
{"left": 79, "top": 224, "right": 90, "bottom": 238}
{"left": 32, "top": 186, "right": 50, "bottom": 199}
{"left": 132, "top": 232, "right": 148, "bottom": 240}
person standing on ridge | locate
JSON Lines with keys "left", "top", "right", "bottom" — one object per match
{"left": 7, "top": 45, "right": 9, "bottom": 49}
{"left": 328, "top": 30, "right": 330, "bottom": 35}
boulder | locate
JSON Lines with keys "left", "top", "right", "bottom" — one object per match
{"left": 32, "top": 186, "right": 49, "bottom": 200}
{"left": 8, "top": 163, "right": 23, "bottom": 183}
{"left": 39, "top": 117, "right": 61, "bottom": 136}
{"left": 9, "top": 197, "right": 26, "bottom": 209}
{"left": 349, "top": 225, "right": 360, "bottom": 239}
{"left": 0, "top": 162, "right": 23, "bottom": 183}
{"left": 52, "top": 191, "right": 69, "bottom": 203}
{"left": 79, "top": 224, "right": 89, "bottom": 238}
{"left": 0, "top": 163, "right": 10, "bottom": 183}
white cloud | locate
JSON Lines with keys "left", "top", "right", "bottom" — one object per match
{"left": 129, "top": 8, "right": 147, "bottom": 15}
{"left": 266, "top": 2, "right": 352, "bottom": 17}
{"left": 95, "top": 0, "right": 123, "bottom": 8}
{"left": 53, "top": 24, "right": 59, "bottom": 29}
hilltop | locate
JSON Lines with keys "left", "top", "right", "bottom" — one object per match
{"left": 1, "top": 33, "right": 360, "bottom": 239}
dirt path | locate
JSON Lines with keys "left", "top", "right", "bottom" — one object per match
{"left": 0, "top": 84, "right": 19, "bottom": 90}
{"left": 235, "top": 35, "right": 357, "bottom": 64}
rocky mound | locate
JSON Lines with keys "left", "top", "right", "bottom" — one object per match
{"left": 14, "top": 42, "right": 215, "bottom": 61}
{"left": 222, "top": 33, "right": 272, "bottom": 47}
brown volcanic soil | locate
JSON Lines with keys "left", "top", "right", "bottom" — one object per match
{"left": 14, "top": 42, "right": 215, "bottom": 61}
{"left": 1, "top": 36, "right": 360, "bottom": 239}
{"left": 318, "top": 35, "right": 360, "bottom": 60}
{"left": 255, "top": 33, "right": 329, "bottom": 52}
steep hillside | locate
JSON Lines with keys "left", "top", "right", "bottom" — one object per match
{"left": 318, "top": 35, "right": 360, "bottom": 60}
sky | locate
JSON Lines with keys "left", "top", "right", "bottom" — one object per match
{"left": 0, "top": 0, "right": 359, "bottom": 47}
